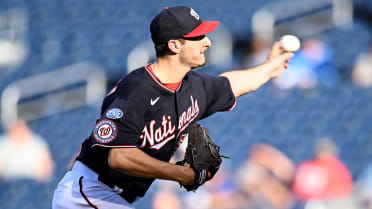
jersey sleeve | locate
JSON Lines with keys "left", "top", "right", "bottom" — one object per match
{"left": 199, "top": 74, "right": 236, "bottom": 119}
{"left": 91, "top": 97, "right": 144, "bottom": 149}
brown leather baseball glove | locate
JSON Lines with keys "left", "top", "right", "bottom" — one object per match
{"left": 177, "top": 123, "right": 229, "bottom": 191}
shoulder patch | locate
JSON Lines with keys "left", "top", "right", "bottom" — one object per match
{"left": 106, "top": 108, "right": 124, "bottom": 119}
{"left": 93, "top": 119, "right": 118, "bottom": 143}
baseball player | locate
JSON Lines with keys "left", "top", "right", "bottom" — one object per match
{"left": 52, "top": 6, "right": 293, "bottom": 209}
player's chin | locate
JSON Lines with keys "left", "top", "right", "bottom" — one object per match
{"left": 198, "top": 56, "right": 207, "bottom": 66}
{"left": 191, "top": 61, "right": 206, "bottom": 69}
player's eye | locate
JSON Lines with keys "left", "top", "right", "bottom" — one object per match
{"left": 182, "top": 35, "right": 206, "bottom": 41}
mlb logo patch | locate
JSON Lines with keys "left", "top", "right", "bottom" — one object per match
{"left": 93, "top": 119, "right": 118, "bottom": 143}
{"left": 106, "top": 108, "right": 124, "bottom": 119}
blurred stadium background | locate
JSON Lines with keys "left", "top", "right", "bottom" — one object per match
{"left": 0, "top": 0, "right": 372, "bottom": 208}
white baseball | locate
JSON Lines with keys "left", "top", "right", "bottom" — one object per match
{"left": 280, "top": 35, "right": 301, "bottom": 52}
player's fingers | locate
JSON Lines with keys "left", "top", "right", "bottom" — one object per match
{"left": 269, "top": 42, "right": 285, "bottom": 58}
{"left": 274, "top": 41, "right": 283, "bottom": 49}
{"left": 274, "top": 41, "right": 285, "bottom": 52}
{"left": 282, "top": 52, "right": 294, "bottom": 61}
{"left": 279, "top": 53, "right": 293, "bottom": 70}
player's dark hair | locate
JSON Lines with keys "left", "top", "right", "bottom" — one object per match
{"left": 154, "top": 39, "right": 185, "bottom": 58}
{"left": 154, "top": 43, "right": 173, "bottom": 57}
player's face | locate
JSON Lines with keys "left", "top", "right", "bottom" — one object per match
{"left": 179, "top": 35, "right": 212, "bottom": 68}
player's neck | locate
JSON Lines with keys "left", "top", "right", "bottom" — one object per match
{"left": 152, "top": 58, "right": 191, "bottom": 83}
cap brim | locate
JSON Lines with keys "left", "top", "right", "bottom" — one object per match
{"left": 183, "top": 21, "right": 220, "bottom": 38}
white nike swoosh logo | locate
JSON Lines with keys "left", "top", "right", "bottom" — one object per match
{"left": 150, "top": 97, "right": 160, "bottom": 106}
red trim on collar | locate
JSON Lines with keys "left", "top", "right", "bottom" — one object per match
{"left": 147, "top": 64, "right": 162, "bottom": 81}
{"left": 145, "top": 64, "right": 182, "bottom": 93}
{"left": 164, "top": 82, "right": 181, "bottom": 91}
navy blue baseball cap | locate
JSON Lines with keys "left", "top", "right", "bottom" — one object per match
{"left": 150, "top": 6, "right": 220, "bottom": 45}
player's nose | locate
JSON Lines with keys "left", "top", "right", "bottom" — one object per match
{"left": 203, "top": 36, "right": 212, "bottom": 48}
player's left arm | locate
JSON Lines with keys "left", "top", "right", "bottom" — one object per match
{"left": 220, "top": 42, "right": 293, "bottom": 97}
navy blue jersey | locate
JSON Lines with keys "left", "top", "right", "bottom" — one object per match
{"left": 77, "top": 64, "right": 236, "bottom": 199}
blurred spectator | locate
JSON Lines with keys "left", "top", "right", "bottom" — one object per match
{"left": 183, "top": 186, "right": 212, "bottom": 209}
{"left": 0, "top": 119, "right": 54, "bottom": 182}
{"left": 239, "top": 35, "right": 272, "bottom": 68}
{"left": 354, "top": 162, "right": 372, "bottom": 209}
{"left": 206, "top": 167, "right": 238, "bottom": 209}
{"left": 234, "top": 143, "right": 296, "bottom": 209}
{"left": 293, "top": 138, "right": 352, "bottom": 201}
{"left": 194, "top": 164, "right": 239, "bottom": 209}
{"left": 292, "top": 138, "right": 359, "bottom": 209}
{"left": 273, "top": 39, "right": 339, "bottom": 90}
{"left": 152, "top": 180, "right": 181, "bottom": 209}
{"left": 352, "top": 46, "right": 372, "bottom": 88}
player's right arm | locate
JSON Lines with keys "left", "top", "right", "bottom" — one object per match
{"left": 220, "top": 42, "right": 293, "bottom": 97}
{"left": 108, "top": 147, "right": 195, "bottom": 185}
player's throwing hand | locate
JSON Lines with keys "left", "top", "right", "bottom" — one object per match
{"left": 266, "top": 41, "right": 294, "bottom": 78}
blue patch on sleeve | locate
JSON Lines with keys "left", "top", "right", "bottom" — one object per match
{"left": 106, "top": 108, "right": 124, "bottom": 119}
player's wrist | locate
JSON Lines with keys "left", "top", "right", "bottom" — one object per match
{"left": 176, "top": 164, "right": 195, "bottom": 185}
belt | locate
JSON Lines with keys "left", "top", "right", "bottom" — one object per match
{"left": 98, "top": 175, "right": 138, "bottom": 204}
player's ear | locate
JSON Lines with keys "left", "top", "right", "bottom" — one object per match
{"left": 168, "top": 39, "right": 182, "bottom": 54}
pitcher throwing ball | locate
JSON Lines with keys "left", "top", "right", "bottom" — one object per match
{"left": 52, "top": 5, "right": 293, "bottom": 209}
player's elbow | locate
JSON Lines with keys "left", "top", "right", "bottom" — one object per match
{"left": 108, "top": 148, "right": 127, "bottom": 170}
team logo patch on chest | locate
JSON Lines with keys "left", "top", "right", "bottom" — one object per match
{"left": 93, "top": 119, "right": 118, "bottom": 143}
{"left": 106, "top": 108, "right": 124, "bottom": 119}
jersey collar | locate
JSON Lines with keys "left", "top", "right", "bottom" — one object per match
{"left": 145, "top": 64, "right": 182, "bottom": 93}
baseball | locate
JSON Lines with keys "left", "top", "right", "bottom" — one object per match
{"left": 280, "top": 34, "right": 301, "bottom": 52}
